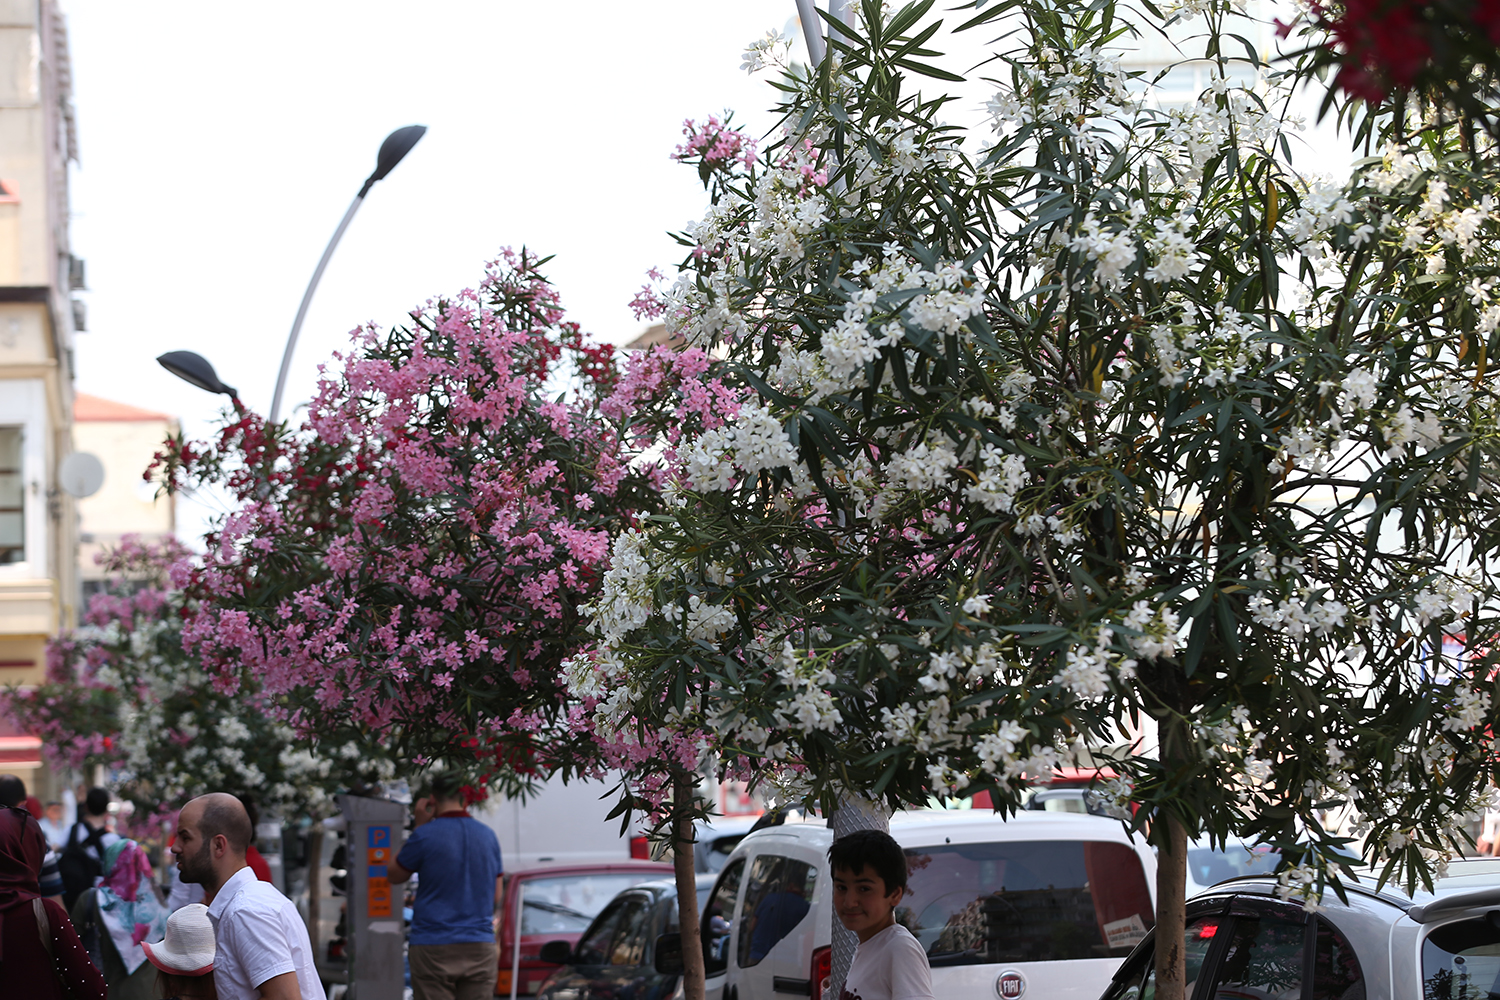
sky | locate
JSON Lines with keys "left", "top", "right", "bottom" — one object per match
{"left": 61, "top": 0, "right": 1335, "bottom": 543}
{"left": 64, "top": 0, "right": 813, "bottom": 536}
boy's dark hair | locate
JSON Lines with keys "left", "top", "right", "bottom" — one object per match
{"left": 84, "top": 787, "right": 110, "bottom": 817}
{"left": 828, "top": 829, "right": 908, "bottom": 894}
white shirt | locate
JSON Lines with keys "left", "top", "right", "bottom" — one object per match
{"left": 841, "top": 923, "right": 935, "bottom": 1000}
{"left": 167, "top": 864, "right": 206, "bottom": 911}
{"left": 207, "top": 865, "right": 320, "bottom": 1000}
{"left": 69, "top": 820, "right": 120, "bottom": 862}
{"left": 39, "top": 817, "right": 68, "bottom": 851}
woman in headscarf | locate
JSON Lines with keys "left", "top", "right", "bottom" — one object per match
{"left": 71, "top": 838, "right": 168, "bottom": 1000}
{"left": 0, "top": 802, "right": 107, "bottom": 997}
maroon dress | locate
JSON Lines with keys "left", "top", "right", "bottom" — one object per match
{"left": 0, "top": 805, "right": 107, "bottom": 998}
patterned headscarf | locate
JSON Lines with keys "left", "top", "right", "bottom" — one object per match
{"left": 95, "top": 839, "right": 169, "bottom": 974}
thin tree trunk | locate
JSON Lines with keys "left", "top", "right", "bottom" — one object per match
{"left": 673, "top": 772, "right": 705, "bottom": 1000}
{"left": 1153, "top": 812, "right": 1188, "bottom": 1000}
{"left": 306, "top": 828, "right": 322, "bottom": 949}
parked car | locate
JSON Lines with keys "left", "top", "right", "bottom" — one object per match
{"left": 496, "top": 861, "right": 675, "bottom": 997}
{"left": 683, "top": 809, "right": 1157, "bottom": 1000}
{"left": 1099, "top": 858, "right": 1500, "bottom": 999}
{"left": 534, "top": 879, "right": 713, "bottom": 1000}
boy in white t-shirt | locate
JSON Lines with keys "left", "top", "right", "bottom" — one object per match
{"left": 830, "top": 830, "right": 935, "bottom": 1000}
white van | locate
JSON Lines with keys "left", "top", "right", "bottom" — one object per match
{"left": 699, "top": 810, "right": 1157, "bottom": 1000}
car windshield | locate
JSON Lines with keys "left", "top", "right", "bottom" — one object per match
{"left": 1187, "top": 843, "right": 1280, "bottom": 886}
{"left": 901, "top": 840, "right": 1155, "bottom": 965}
{"left": 520, "top": 874, "right": 662, "bottom": 935}
{"left": 1423, "top": 916, "right": 1500, "bottom": 998}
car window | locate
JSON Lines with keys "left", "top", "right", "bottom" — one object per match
{"left": 902, "top": 840, "right": 1154, "bottom": 965}
{"left": 1187, "top": 845, "right": 1279, "bottom": 887}
{"left": 1309, "top": 917, "right": 1364, "bottom": 1000}
{"left": 704, "top": 858, "right": 745, "bottom": 976}
{"left": 1423, "top": 915, "right": 1500, "bottom": 999}
{"left": 1207, "top": 914, "right": 1305, "bottom": 999}
{"left": 520, "top": 873, "right": 663, "bottom": 935}
{"left": 737, "top": 855, "right": 816, "bottom": 968}
{"left": 575, "top": 899, "right": 627, "bottom": 965}
{"left": 610, "top": 897, "right": 653, "bottom": 966}
{"left": 1101, "top": 915, "right": 1220, "bottom": 1000}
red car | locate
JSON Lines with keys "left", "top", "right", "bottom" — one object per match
{"left": 495, "top": 862, "right": 674, "bottom": 997}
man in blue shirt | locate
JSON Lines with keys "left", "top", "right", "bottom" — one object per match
{"left": 390, "top": 771, "right": 504, "bottom": 1000}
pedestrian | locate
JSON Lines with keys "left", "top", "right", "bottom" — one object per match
{"left": 142, "top": 902, "right": 218, "bottom": 999}
{"left": 40, "top": 800, "right": 69, "bottom": 852}
{"left": 0, "top": 773, "right": 64, "bottom": 901}
{"left": 0, "top": 800, "right": 108, "bottom": 998}
{"left": 172, "top": 793, "right": 317, "bottom": 1000}
{"left": 61, "top": 786, "right": 121, "bottom": 910}
{"left": 72, "top": 838, "right": 170, "bottom": 1000}
{"left": 828, "top": 830, "right": 934, "bottom": 1000}
{"left": 389, "top": 770, "right": 504, "bottom": 1000}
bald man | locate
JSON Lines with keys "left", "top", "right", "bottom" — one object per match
{"left": 174, "top": 793, "right": 319, "bottom": 1000}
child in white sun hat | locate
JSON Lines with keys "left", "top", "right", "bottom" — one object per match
{"left": 141, "top": 902, "right": 218, "bottom": 999}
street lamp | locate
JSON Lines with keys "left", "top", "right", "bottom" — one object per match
{"left": 268, "top": 124, "right": 427, "bottom": 424}
{"left": 156, "top": 350, "right": 238, "bottom": 399}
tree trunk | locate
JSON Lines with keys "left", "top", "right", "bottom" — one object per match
{"left": 1153, "top": 811, "right": 1188, "bottom": 1000}
{"left": 673, "top": 772, "right": 706, "bottom": 1000}
{"left": 306, "top": 828, "right": 322, "bottom": 949}
{"left": 827, "top": 795, "right": 890, "bottom": 1000}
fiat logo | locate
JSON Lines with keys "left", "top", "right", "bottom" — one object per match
{"left": 995, "top": 970, "right": 1026, "bottom": 999}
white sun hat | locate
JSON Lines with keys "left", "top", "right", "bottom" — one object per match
{"left": 142, "top": 902, "right": 216, "bottom": 976}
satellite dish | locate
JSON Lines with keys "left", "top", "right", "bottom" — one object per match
{"left": 59, "top": 452, "right": 105, "bottom": 498}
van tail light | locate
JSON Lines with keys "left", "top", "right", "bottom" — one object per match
{"left": 810, "top": 945, "right": 832, "bottom": 1000}
{"left": 496, "top": 968, "right": 513, "bottom": 996}
{"left": 629, "top": 835, "right": 650, "bottom": 859}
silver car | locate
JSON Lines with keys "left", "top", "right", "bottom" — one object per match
{"left": 1099, "top": 858, "right": 1500, "bottom": 999}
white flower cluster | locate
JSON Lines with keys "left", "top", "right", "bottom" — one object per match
{"left": 680, "top": 402, "right": 799, "bottom": 492}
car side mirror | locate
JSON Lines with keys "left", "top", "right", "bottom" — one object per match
{"left": 539, "top": 940, "right": 574, "bottom": 965}
{"left": 654, "top": 932, "right": 684, "bottom": 975}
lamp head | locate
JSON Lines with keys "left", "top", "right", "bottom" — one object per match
{"left": 359, "top": 125, "right": 427, "bottom": 197}
{"left": 157, "top": 350, "right": 237, "bottom": 398}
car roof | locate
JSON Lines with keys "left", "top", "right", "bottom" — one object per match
{"left": 1190, "top": 858, "right": 1500, "bottom": 917}
{"left": 508, "top": 861, "right": 675, "bottom": 880}
{"left": 731, "top": 807, "right": 1147, "bottom": 854}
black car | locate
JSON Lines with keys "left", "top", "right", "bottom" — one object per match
{"left": 537, "top": 880, "right": 713, "bottom": 1000}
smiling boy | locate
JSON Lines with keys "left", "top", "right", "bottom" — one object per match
{"left": 829, "top": 830, "right": 935, "bottom": 1000}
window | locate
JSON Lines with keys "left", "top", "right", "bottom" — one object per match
{"left": 0, "top": 427, "right": 22, "bottom": 565}
{"left": 737, "top": 855, "right": 816, "bottom": 968}
{"left": 574, "top": 899, "right": 627, "bottom": 965}
{"left": 1187, "top": 844, "right": 1280, "bottom": 887}
{"left": 1309, "top": 917, "right": 1364, "bottom": 1000}
{"left": 903, "top": 840, "right": 1155, "bottom": 965}
{"left": 1208, "top": 914, "right": 1306, "bottom": 999}
{"left": 609, "top": 896, "right": 652, "bottom": 966}
{"left": 519, "top": 872, "right": 661, "bottom": 935}
{"left": 1423, "top": 916, "right": 1500, "bottom": 999}
{"left": 704, "top": 857, "right": 745, "bottom": 975}
{"left": 1100, "top": 916, "right": 1221, "bottom": 1000}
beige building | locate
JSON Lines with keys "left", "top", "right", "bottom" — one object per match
{"left": 0, "top": 0, "right": 81, "bottom": 794}
{"left": 73, "top": 393, "right": 177, "bottom": 596}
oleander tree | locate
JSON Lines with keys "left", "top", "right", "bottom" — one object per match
{"left": 0, "top": 536, "right": 386, "bottom": 834}
{"left": 573, "top": 2, "right": 1500, "bottom": 997}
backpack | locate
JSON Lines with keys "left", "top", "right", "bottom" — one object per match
{"left": 59, "top": 820, "right": 105, "bottom": 911}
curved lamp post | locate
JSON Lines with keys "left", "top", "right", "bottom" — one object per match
{"left": 268, "top": 124, "right": 427, "bottom": 424}
{"left": 156, "top": 350, "right": 238, "bottom": 399}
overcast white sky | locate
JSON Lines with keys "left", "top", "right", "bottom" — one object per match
{"left": 61, "top": 0, "right": 1333, "bottom": 542}
{"left": 64, "top": 0, "right": 820, "bottom": 535}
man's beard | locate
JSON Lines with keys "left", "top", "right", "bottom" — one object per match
{"left": 177, "top": 839, "right": 213, "bottom": 885}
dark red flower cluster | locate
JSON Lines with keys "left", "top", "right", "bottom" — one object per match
{"left": 1311, "top": 0, "right": 1500, "bottom": 103}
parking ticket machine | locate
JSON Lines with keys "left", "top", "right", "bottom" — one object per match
{"left": 336, "top": 794, "right": 408, "bottom": 999}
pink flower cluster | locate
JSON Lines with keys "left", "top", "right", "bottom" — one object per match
{"left": 164, "top": 251, "right": 678, "bottom": 775}
{"left": 672, "top": 115, "right": 758, "bottom": 170}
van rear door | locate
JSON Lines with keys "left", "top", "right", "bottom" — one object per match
{"left": 902, "top": 838, "right": 1155, "bottom": 1000}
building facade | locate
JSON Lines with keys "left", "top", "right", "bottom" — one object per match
{"left": 0, "top": 0, "right": 81, "bottom": 796}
